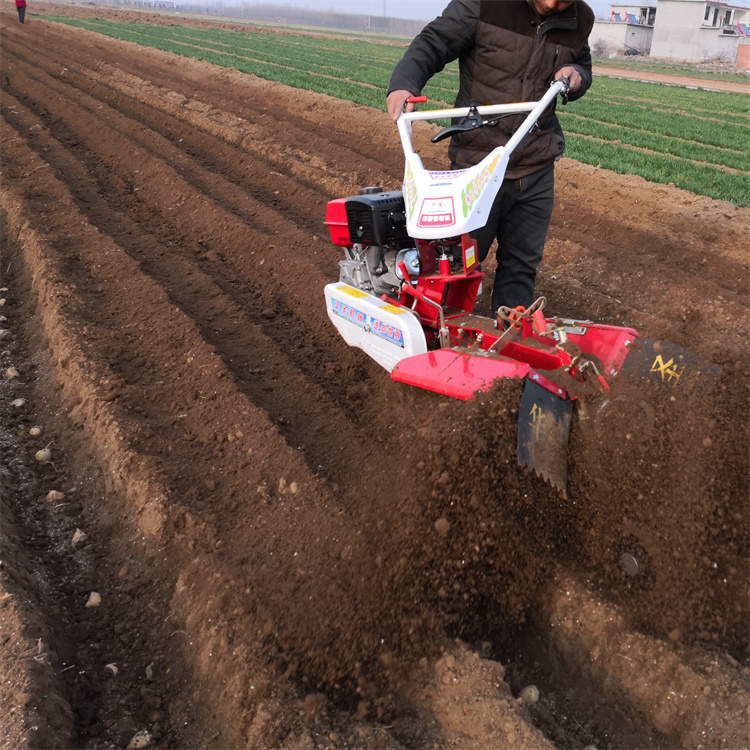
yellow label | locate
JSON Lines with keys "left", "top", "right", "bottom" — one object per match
{"left": 381, "top": 304, "right": 405, "bottom": 315}
{"left": 530, "top": 403, "right": 547, "bottom": 441}
{"left": 650, "top": 354, "right": 684, "bottom": 384}
{"left": 339, "top": 284, "right": 370, "bottom": 299}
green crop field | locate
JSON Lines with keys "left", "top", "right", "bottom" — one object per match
{"left": 42, "top": 15, "right": 750, "bottom": 205}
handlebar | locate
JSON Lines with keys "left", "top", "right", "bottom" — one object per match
{"left": 396, "top": 79, "right": 569, "bottom": 160}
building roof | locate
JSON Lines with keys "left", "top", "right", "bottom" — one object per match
{"left": 659, "top": 0, "right": 750, "bottom": 8}
{"left": 706, "top": 0, "right": 750, "bottom": 9}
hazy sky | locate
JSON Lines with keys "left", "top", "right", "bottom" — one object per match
{"left": 248, "top": 0, "right": 619, "bottom": 21}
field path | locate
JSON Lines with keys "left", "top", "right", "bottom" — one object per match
{"left": 593, "top": 64, "right": 750, "bottom": 94}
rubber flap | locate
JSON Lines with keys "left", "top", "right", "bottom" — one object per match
{"left": 391, "top": 349, "right": 529, "bottom": 400}
{"left": 517, "top": 379, "right": 573, "bottom": 493}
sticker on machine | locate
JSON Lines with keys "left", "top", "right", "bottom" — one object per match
{"left": 370, "top": 317, "right": 405, "bottom": 347}
{"left": 429, "top": 170, "right": 466, "bottom": 179}
{"left": 463, "top": 238, "right": 478, "bottom": 272}
{"left": 417, "top": 197, "right": 455, "bottom": 228}
{"left": 330, "top": 298, "right": 367, "bottom": 328}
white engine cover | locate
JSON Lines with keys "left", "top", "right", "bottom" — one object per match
{"left": 324, "top": 282, "right": 427, "bottom": 373}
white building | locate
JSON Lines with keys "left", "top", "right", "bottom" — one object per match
{"left": 591, "top": 4, "right": 656, "bottom": 55}
{"left": 650, "top": 0, "right": 750, "bottom": 60}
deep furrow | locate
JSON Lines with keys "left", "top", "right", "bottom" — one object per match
{"left": 6, "top": 24, "right": 405, "bottom": 193}
{"left": 3, "top": 35, "right": 341, "bottom": 236}
{"left": 0, "top": 81, "right": 386, "bottom": 493}
{"left": 0, "top": 74, "right": 389, "bottom": 446}
{"left": 0, "top": 109, "right": 413, "bottom": 704}
{"left": 2, "top": 45, "right": 281, "bottom": 238}
{"left": 1, "top": 58, "right": 342, "bottom": 327}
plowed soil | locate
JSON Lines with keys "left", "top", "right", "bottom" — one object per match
{"left": 1, "top": 6, "right": 748, "bottom": 749}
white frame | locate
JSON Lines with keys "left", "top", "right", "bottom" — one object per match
{"left": 394, "top": 81, "right": 566, "bottom": 240}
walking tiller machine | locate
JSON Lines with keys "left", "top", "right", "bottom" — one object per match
{"left": 323, "top": 80, "right": 716, "bottom": 490}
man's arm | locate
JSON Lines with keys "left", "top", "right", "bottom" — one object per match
{"left": 556, "top": 39, "right": 592, "bottom": 100}
{"left": 387, "top": 0, "right": 479, "bottom": 120}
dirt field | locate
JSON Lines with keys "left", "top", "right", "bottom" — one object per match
{"left": 1, "top": 6, "right": 748, "bottom": 749}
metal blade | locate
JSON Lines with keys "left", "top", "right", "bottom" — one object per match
{"left": 517, "top": 379, "right": 574, "bottom": 493}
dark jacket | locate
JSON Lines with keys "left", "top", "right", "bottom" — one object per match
{"left": 388, "top": 0, "right": 594, "bottom": 178}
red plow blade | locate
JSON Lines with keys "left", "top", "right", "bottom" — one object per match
{"left": 391, "top": 349, "right": 530, "bottom": 400}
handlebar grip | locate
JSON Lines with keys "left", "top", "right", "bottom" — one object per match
{"left": 407, "top": 96, "right": 428, "bottom": 103}
{"left": 554, "top": 76, "right": 570, "bottom": 104}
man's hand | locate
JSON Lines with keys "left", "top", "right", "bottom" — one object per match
{"left": 387, "top": 89, "right": 417, "bottom": 122}
{"left": 555, "top": 66, "right": 582, "bottom": 93}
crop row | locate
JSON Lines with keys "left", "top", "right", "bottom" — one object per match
{"left": 42, "top": 16, "right": 750, "bottom": 205}
{"left": 587, "top": 75, "right": 749, "bottom": 116}
{"left": 43, "top": 16, "right": 461, "bottom": 106}
{"left": 587, "top": 93, "right": 748, "bottom": 132}
{"left": 49, "top": 18, "right": 400, "bottom": 81}
{"left": 565, "top": 136, "right": 750, "bottom": 204}
{"left": 560, "top": 113, "right": 749, "bottom": 171}
{"left": 559, "top": 97, "right": 747, "bottom": 151}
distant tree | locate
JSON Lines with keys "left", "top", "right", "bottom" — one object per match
{"left": 592, "top": 38, "right": 608, "bottom": 58}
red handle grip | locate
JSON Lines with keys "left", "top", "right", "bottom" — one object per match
{"left": 407, "top": 96, "right": 427, "bottom": 103}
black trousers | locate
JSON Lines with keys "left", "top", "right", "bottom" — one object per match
{"left": 17, "top": 6, "right": 26, "bottom": 22}
{"left": 470, "top": 161, "right": 555, "bottom": 315}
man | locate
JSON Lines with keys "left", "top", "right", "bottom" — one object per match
{"left": 387, "top": 0, "right": 594, "bottom": 318}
